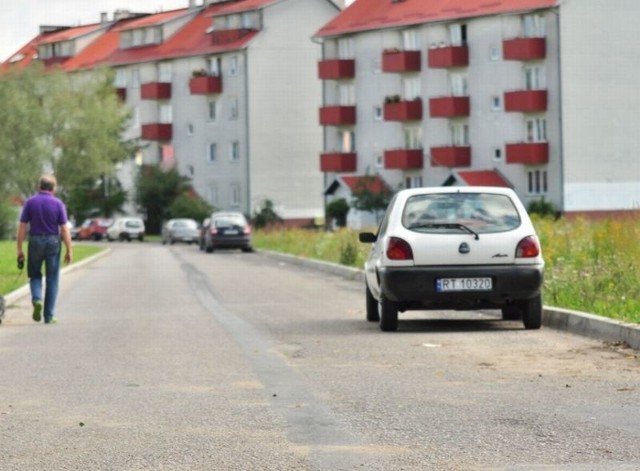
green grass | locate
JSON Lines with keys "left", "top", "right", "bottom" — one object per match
{"left": 253, "top": 216, "right": 640, "bottom": 324}
{"left": 0, "top": 242, "right": 105, "bottom": 295}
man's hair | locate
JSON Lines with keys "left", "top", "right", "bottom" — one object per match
{"left": 39, "top": 175, "right": 57, "bottom": 192}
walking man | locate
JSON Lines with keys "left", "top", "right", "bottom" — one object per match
{"left": 16, "top": 175, "right": 73, "bottom": 324}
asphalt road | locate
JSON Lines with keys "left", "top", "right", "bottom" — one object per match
{"left": 1, "top": 242, "right": 639, "bottom": 471}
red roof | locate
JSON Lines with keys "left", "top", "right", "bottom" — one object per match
{"left": 114, "top": 9, "right": 191, "bottom": 31}
{"left": 204, "top": 0, "right": 279, "bottom": 16}
{"left": 454, "top": 170, "right": 511, "bottom": 187}
{"left": 340, "top": 175, "right": 391, "bottom": 193}
{"left": 38, "top": 24, "right": 104, "bottom": 45}
{"left": 316, "top": 0, "right": 557, "bottom": 38}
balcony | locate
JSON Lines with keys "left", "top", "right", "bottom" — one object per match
{"left": 428, "top": 45, "right": 469, "bottom": 68}
{"left": 189, "top": 75, "right": 223, "bottom": 95}
{"left": 318, "top": 59, "right": 355, "bottom": 80}
{"left": 430, "top": 146, "right": 471, "bottom": 167}
{"left": 383, "top": 99, "right": 422, "bottom": 121}
{"left": 320, "top": 152, "right": 357, "bottom": 172}
{"left": 503, "top": 37, "right": 546, "bottom": 61}
{"left": 141, "top": 123, "right": 172, "bottom": 141}
{"left": 384, "top": 149, "right": 423, "bottom": 170}
{"left": 506, "top": 142, "right": 549, "bottom": 165}
{"left": 319, "top": 106, "right": 356, "bottom": 126}
{"left": 141, "top": 82, "right": 172, "bottom": 100}
{"left": 429, "top": 96, "right": 470, "bottom": 118}
{"left": 382, "top": 49, "right": 421, "bottom": 73}
{"left": 504, "top": 90, "right": 547, "bottom": 113}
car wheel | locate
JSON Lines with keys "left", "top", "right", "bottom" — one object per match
{"left": 378, "top": 294, "right": 398, "bottom": 332}
{"left": 501, "top": 305, "right": 521, "bottom": 321}
{"left": 241, "top": 246, "right": 253, "bottom": 253}
{"left": 205, "top": 244, "right": 214, "bottom": 253}
{"left": 521, "top": 294, "right": 542, "bottom": 330}
{"left": 365, "top": 284, "right": 379, "bottom": 322}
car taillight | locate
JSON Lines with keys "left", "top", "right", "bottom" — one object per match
{"left": 210, "top": 227, "right": 218, "bottom": 235}
{"left": 244, "top": 226, "right": 252, "bottom": 235}
{"left": 516, "top": 236, "right": 540, "bottom": 258}
{"left": 387, "top": 237, "right": 413, "bottom": 260}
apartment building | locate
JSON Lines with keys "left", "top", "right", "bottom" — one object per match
{"left": 3, "top": 0, "right": 340, "bottom": 224}
{"left": 314, "top": 0, "right": 640, "bottom": 218}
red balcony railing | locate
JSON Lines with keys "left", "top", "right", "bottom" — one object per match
{"left": 383, "top": 100, "right": 423, "bottom": 121}
{"left": 319, "top": 106, "right": 356, "bottom": 126}
{"left": 430, "top": 146, "right": 471, "bottom": 167}
{"left": 506, "top": 142, "right": 549, "bottom": 165}
{"left": 141, "top": 82, "right": 172, "bottom": 100}
{"left": 429, "top": 96, "right": 470, "bottom": 118}
{"left": 189, "top": 75, "right": 222, "bottom": 95}
{"left": 318, "top": 59, "right": 355, "bottom": 80}
{"left": 428, "top": 45, "right": 469, "bottom": 68}
{"left": 383, "top": 149, "right": 423, "bottom": 169}
{"left": 504, "top": 90, "right": 548, "bottom": 113}
{"left": 320, "top": 152, "right": 357, "bottom": 172}
{"left": 141, "top": 123, "right": 172, "bottom": 141}
{"left": 503, "top": 37, "right": 546, "bottom": 61}
{"left": 382, "top": 50, "right": 421, "bottom": 73}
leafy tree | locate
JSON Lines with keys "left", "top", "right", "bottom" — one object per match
{"left": 65, "top": 176, "right": 128, "bottom": 222}
{"left": 135, "top": 165, "right": 192, "bottom": 234}
{"left": 252, "top": 199, "right": 283, "bottom": 229}
{"left": 326, "top": 198, "right": 350, "bottom": 228}
{"left": 350, "top": 176, "right": 393, "bottom": 223}
{"left": 169, "top": 192, "right": 214, "bottom": 223}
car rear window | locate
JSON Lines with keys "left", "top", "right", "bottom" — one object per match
{"left": 402, "top": 193, "right": 521, "bottom": 234}
{"left": 214, "top": 215, "right": 246, "bottom": 227}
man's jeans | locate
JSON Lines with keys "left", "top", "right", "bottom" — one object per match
{"left": 27, "top": 235, "right": 61, "bottom": 322}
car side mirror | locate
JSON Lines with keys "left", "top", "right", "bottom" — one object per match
{"left": 358, "top": 232, "right": 376, "bottom": 243}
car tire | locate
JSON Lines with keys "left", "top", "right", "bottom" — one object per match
{"left": 378, "top": 294, "right": 398, "bottom": 332}
{"left": 241, "top": 246, "right": 253, "bottom": 253}
{"left": 365, "top": 284, "right": 379, "bottom": 322}
{"left": 205, "top": 244, "right": 214, "bottom": 253}
{"left": 521, "top": 294, "right": 542, "bottom": 330}
{"left": 501, "top": 305, "right": 521, "bottom": 321}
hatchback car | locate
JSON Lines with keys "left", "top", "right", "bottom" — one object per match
{"left": 359, "top": 187, "right": 544, "bottom": 332}
{"left": 203, "top": 212, "right": 252, "bottom": 253}
{"left": 76, "top": 218, "right": 113, "bottom": 241}
{"left": 106, "top": 217, "right": 145, "bottom": 242}
{"left": 162, "top": 218, "right": 199, "bottom": 245}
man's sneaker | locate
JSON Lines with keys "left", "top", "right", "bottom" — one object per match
{"left": 45, "top": 317, "right": 58, "bottom": 325}
{"left": 32, "top": 301, "right": 43, "bottom": 322}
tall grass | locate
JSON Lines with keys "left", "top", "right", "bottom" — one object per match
{"left": 254, "top": 216, "right": 640, "bottom": 324}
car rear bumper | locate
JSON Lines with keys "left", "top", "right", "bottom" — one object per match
{"left": 379, "top": 264, "right": 543, "bottom": 309}
{"left": 210, "top": 235, "right": 251, "bottom": 249}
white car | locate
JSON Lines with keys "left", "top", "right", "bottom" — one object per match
{"left": 359, "top": 187, "right": 544, "bottom": 332}
{"left": 106, "top": 217, "right": 145, "bottom": 242}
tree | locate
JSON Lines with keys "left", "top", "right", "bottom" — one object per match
{"left": 65, "top": 176, "right": 128, "bottom": 223}
{"left": 350, "top": 176, "right": 393, "bottom": 223}
{"left": 0, "top": 64, "right": 137, "bottom": 200}
{"left": 326, "top": 198, "right": 350, "bottom": 228}
{"left": 169, "top": 192, "right": 214, "bottom": 223}
{"left": 252, "top": 199, "right": 283, "bottom": 229}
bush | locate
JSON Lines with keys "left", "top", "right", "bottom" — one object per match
{"left": 326, "top": 198, "right": 349, "bottom": 227}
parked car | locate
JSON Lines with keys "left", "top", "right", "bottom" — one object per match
{"left": 203, "top": 212, "right": 252, "bottom": 253}
{"left": 162, "top": 218, "right": 199, "bottom": 245}
{"left": 76, "top": 218, "right": 113, "bottom": 241}
{"left": 358, "top": 187, "right": 544, "bottom": 332}
{"left": 106, "top": 217, "right": 145, "bottom": 242}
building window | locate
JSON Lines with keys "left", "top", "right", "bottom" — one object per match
{"left": 376, "top": 155, "right": 383, "bottom": 168}
{"left": 208, "top": 56, "right": 221, "bottom": 76}
{"left": 489, "top": 45, "right": 500, "bottom": 61}
{"left": 402, "top": 76, "right": 421, "bottom": 100}
{"left": 115, "top": 69, "right": 127, "bottom": 87}
{"left": 404, "top": 126, "right": 422, "bottom": 149}
{"left": 158, "top": 62, "right": 172, "bottom": 82}
{"left": 373, "top": 106, "right": 383, "bottom": 121}
{"left": 230, "top": 184, "right": 241, "bottom": 206}
{"left": 372, "top": 58, "right": 382, "bottom": 74}
{"left": 451, "top": 123, "right": 469, "bottom": 146}
{"left": 208, "top": 100, "right": 217, "bottom": 121}
{"left": 131, "top": 69, "right": 140, "bottom": 88}
{"left": 405, "top": 175, "right": 423, "bottom": 188}
{"left": 450, "top": 73, "right": 468, "bottom": 96}
{"left": 208, "top": 143, "right": 217, "bottom": 163}
{"left": 527, "top": 169, "right": 548, "bottom": 195}
{"left": 339, "top": 84, "right": 355, "bottom": 106}
{"left": 525, "top": 66, "right": 546, "bottom": 90}
{"left": 523, "top": 14, "right": 546, "bottom": 38}
{"left": 160, "top": 104, "right": 172, "bottom": 124}
{"left": 229, "top": 56, "right": 239, "bottom": 76}
{"left": 449, "top": 23, "right": 467, "bottom": 46}
{"left": 338, "top": 37, "right": 354, "bottom": 59}
{"left": 187, "top": 123, "right": 194, "bottom": 136}
{"left": 230, "top": 141, "right": 240, "bottom": 161}
{"left": 526, "top": 118, "right": 547, "bottom": 142}
{"left": 340, "top": 130, "right": 355, "bottom": 152}
{"left": 402, "top": 29, "right": 420, "bottom": 50}
{"left": 493, "top": 147, "right": 503, "bottom": 162}
{"left": 229, "top": 96, "right": 238, "bottom": 120}
{"left": 491, "top": 96, "right": 501, "bottom": 111}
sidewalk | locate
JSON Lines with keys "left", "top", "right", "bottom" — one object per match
{"left": 258, "top": 250, "right": 640, "bottom": 350}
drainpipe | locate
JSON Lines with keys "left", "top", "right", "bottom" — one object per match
{"left": 553, "top": 5, "right": 564, "bottom": 214}
{"left": 312, "top": 35, "right": 329, "bottom": 229}
{"left": 243, "top": 49, "right": 251, "bottom": 218}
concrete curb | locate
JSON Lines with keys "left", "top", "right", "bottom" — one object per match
{"left": 4, "top": 247, "right": 112, "bottom": 306}
{"left": 257, "top": 250, "right": 640, "bottom": 350}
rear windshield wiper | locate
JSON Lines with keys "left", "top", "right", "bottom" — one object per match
{"left": 408, "top": 222, "right": 479, "bottom": 240}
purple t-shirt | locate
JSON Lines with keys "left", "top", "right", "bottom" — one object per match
{"left": 20, "top": 191, "right": 68, "bottom": 236}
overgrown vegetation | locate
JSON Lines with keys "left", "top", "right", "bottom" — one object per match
{"left": 253, "top": 215, "right": 640, "bottom": 324}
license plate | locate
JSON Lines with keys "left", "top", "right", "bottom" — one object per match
{"left": 436, "top": 277, "right": 492, "bottom": 292}
{"left": 223, "top": 229, "right": 239, "bottom": 235}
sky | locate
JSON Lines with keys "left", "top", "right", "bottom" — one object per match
{"left": 0, "top": 0, "right": 354, "bottom": 63}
